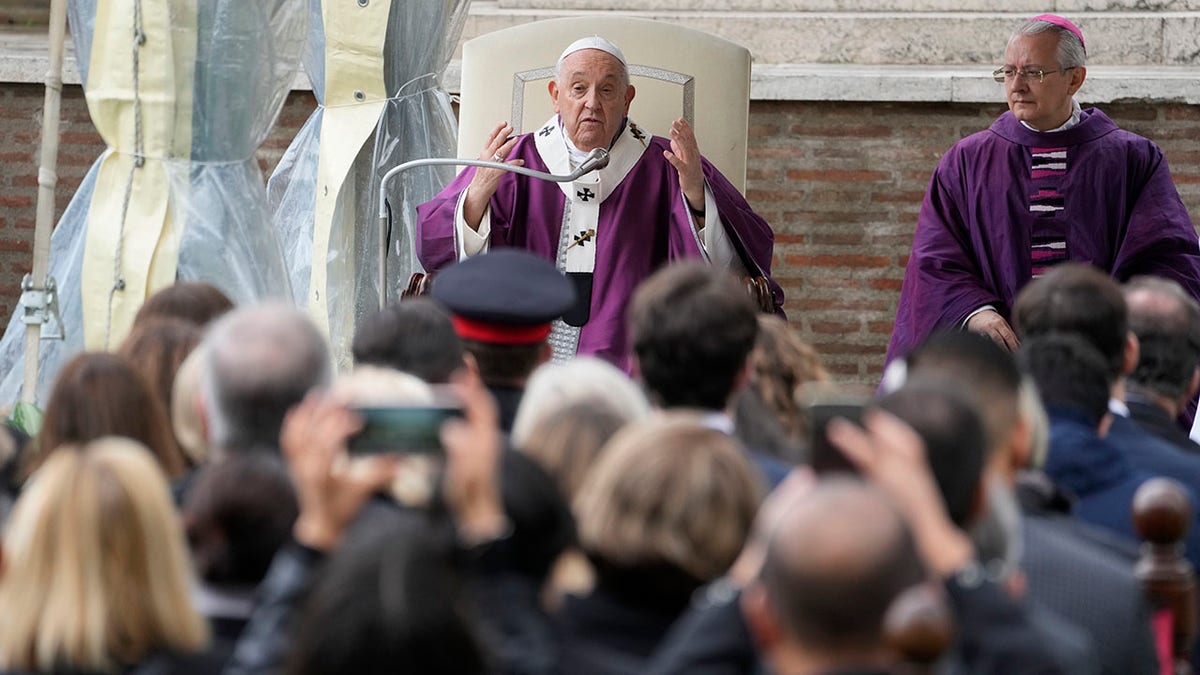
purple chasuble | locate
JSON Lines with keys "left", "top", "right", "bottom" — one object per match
{"left": 417, "top": 128, "right": 781, "bottom": 370}
{"left": 887, "top": 108, "right": 1200, "bottom": 364}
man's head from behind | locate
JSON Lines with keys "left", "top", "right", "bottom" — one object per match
{"left": 1003, "top": 15, "right": 1087, "bottom": 131}
{"left": 549, "top": 37, "right": 636, "bottom": 152}
{"left": 201, "top": 303, "right": 331, "bottom": 455}
{"left": 1018, "top": 332, "right": 1113, "bottom": 431}
{"left": 1123, "top": 276, "right": 1200, "bottom": 409}
{"left": 352, "top": 299, "right": 465, "bottom": 384}
{"left": 905, "top": 331, "right": 1028, "bottom": 477}
{"left": 743, "top": 478, "right": 925, "bottom": 670}
{"left": 875, "top": 380, "right": 988, "bottom": 529}
{"left": 1013, "top": 262, "right": 1130, "bottom": 382}
{"left": 629, "top": 261, "right": 759, "bottom": 411}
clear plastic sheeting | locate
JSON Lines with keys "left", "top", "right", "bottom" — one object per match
{"left": 0, "top": 0, "right": 304, "bottom": 405}
{"left": 174, "top": 0, "right": 304, "bottom": 298}
{"left": 268, "top": 0, "right": 469, "bottom": 370}
{"left": 65, "top": 0, "right": 96, "bottom": 86}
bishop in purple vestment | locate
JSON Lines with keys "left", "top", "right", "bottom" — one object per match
{"left": 887, "top": 15, "right": 1200, "bottom": 365}
{"left": 417, "top": 37, "right": 781, "bottom": 370}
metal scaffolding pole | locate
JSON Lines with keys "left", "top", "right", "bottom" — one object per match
{"left": 23, "top": 0, "right": 70, "bottom": 402}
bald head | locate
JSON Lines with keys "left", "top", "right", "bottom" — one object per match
{"left": 760, "top": 478, "right": 925, "bottom": 651}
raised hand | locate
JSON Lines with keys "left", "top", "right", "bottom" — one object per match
{"left": 440, "top": 370, "right": 507, "bottom": 543}
{"left": 281, "top": 392, "right": 399, "bottom": 551}
{"left": 663, "top": 117, "right": 706, "bottom": 216}
{"left": 464, "top": 121, "right": 525, "bottom": 230}
{"left": 828, "top": 410, "right": 975, "bottom": 577}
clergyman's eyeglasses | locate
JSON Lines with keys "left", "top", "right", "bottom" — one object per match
{"left": 992, "top": 67, "right": 1076, "bottom": 83}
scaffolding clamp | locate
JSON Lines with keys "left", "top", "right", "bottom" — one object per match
{"left": 21, "top": 274, "right": 64, "bottom": 341}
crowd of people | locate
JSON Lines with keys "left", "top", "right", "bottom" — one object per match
{"left": 0, "top": 251, "right": 1194, "bottom": 675}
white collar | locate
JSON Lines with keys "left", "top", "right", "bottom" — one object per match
{"left": 1108, "top": 397, "right": 1130, "bottom": 418}
{"left": 557, "top": 116, "right": 592, "bottom": 168}
{"left": 535, "top": 114, "right": 649, "bottom": 203}
{"left": 1020, "top": 98, "right": 1082, "bottom": 133}
{"left": 700, "top": 411, "right": 736, "bottom": 435}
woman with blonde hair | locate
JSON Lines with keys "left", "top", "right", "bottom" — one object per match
{"left": 555, "top": 414, "right": 763, "bottom": 673}
{"left": 0, "top": 437, "right": 218, "bottom": 673}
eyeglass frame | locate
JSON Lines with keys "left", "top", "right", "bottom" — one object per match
{"left": 991, "top": 66, "right": 1076, "bottom": 84}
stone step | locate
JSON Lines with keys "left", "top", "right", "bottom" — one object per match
{"left": 3, "top": 33, "right": 1193, "bottom": 105}
{"left": 464, "top": 2, "right": 1200, "bottom": 66}
{"left": 500, "top": 0, "right": 1200, "bottom": 11}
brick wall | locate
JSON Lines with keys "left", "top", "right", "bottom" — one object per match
{"left": 1, "top": 82, "right": 1198, "bottom": 384}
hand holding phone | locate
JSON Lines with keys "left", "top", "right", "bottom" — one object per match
{"left": 801, "top": 384, "right": 869, "bottom": 475}
{"left": 347, "top": 404, "right": 464, "bottom": 456}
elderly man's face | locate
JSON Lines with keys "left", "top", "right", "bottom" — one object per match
{"left": 548, "top": 49, "right": 636, "bottom": 152}
{"left": 1003, "top": 32, "right": 1085, "bottom": 131}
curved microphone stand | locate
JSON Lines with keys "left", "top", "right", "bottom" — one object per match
{"left": 375, "top": 147, "right": 611, "bottom": 309}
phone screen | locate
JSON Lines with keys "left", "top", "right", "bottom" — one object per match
{"left": 348, "top": 405, "right": 464, "bottom": 456}
{"left": 808, "top": 402, "right": 864, "bottom": 474}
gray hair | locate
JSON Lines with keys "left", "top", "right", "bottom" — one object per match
{"left": 1013, "top": 19, "right": 1087, "bottom": 69}
{"left": 511, "top": 356, "right": 649, "bottom": 448}
{"left": 201, "top": 303, "right": 332, "bottom": 454}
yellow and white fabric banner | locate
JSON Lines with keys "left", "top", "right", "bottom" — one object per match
{"left": 79, "top": 0, "right": 195, "bottom": 349}
{"left": 308, "top": 0, "right": 391, "bottom": 337}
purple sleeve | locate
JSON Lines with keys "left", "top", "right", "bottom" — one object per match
{"left": 415, "top": 169, "right": 475, "bottom": 273}
{"left": 1110, "top": 142, "right": 1200, "bottom": 302}
{"left": 703, "top": 160, "right": 786, "bottom": 315}
{"left": 886, "top": 155, "right": 1003, "bottom": 364}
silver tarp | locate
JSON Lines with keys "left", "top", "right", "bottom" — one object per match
{"left": 0, "top": 0, "right": 304, "bottom": 404}
{"left": 267, "top": 0, "right": 469, "bottom": 369}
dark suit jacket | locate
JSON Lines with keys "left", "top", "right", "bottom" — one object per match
{"left": 646, "top": 579, "right": 763, "bottom": 675}
{"left": 647, "top": 576, "right": 1096, "bottom": 675}
{"left": 1022, "top": 516, "right": 1159, "bottom": 675}
{"left": 554, "top": 585, "right": 688, "bottom": 675}
{"left": 1107, "top": 412, "right": 1200, "bottom": 496}
{"left": 489, "top": 384, "right": 524, "bottom": 433}
{"left": 1017, "top": 471, "right": 1141, "bottom": 565}
{"left": 1044, "top": 409, "right": 1200, "bottom": 560}
{"left": 1127, "top": 397, "right": 1200, "bottom": 456}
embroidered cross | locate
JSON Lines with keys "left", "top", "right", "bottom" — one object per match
{"left": 629, "top": 123, "right": 646, "bottom": 141}
{"left": 539, "top": 125, "right": 554, "bottom": 137}
{"left": 577, "top": 187, "right": 595, "bottom": 202}
{"left": 566, "top": 228, "right": 596, "bottom": 251}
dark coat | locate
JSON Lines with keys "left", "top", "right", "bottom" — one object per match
{"left": 647, "top": 576, "right": 1094, "bottom": 675}
{"left": 1022, "top": 517, "right": 1160, "bottom": 675}
{"left": 1046, "top": 409, "right": 1200, "bottom": 572}
{"left": 1127, "top": 398, "right": 1200, "bottom": 457}
{"left": 0, "top": 650, "right": 226, "bottom": 675}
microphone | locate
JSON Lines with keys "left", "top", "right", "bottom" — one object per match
{"left": 377, "top": 147, "right": 610, "bottom": 219}
{"left": 375, "top": 146, "right": 611, "bottom": 308}
{"left": 576, "top": 147, "right": 610, "bottom": 174}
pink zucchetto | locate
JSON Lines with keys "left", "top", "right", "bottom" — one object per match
{"left": 1029, "top": 14, "right": 1086, "bottom": 55}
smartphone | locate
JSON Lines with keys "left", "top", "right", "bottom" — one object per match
{"left": 807, "top": 401, "right": 865, "bottom": 475}
{"left": 347, "top": 404, "right": 464, "bottom": 456}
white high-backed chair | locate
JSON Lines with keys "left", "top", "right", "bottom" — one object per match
{"left": 456, "top": 16, "right": 752, "bottom": 192}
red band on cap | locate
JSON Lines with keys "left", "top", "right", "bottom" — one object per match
{"left": 451, "top": 316, "right": 552, "bottom": 345}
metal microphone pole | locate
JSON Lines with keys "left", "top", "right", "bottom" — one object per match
{"left": 375, "top": 148, "right": 611, "bottom": 309}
